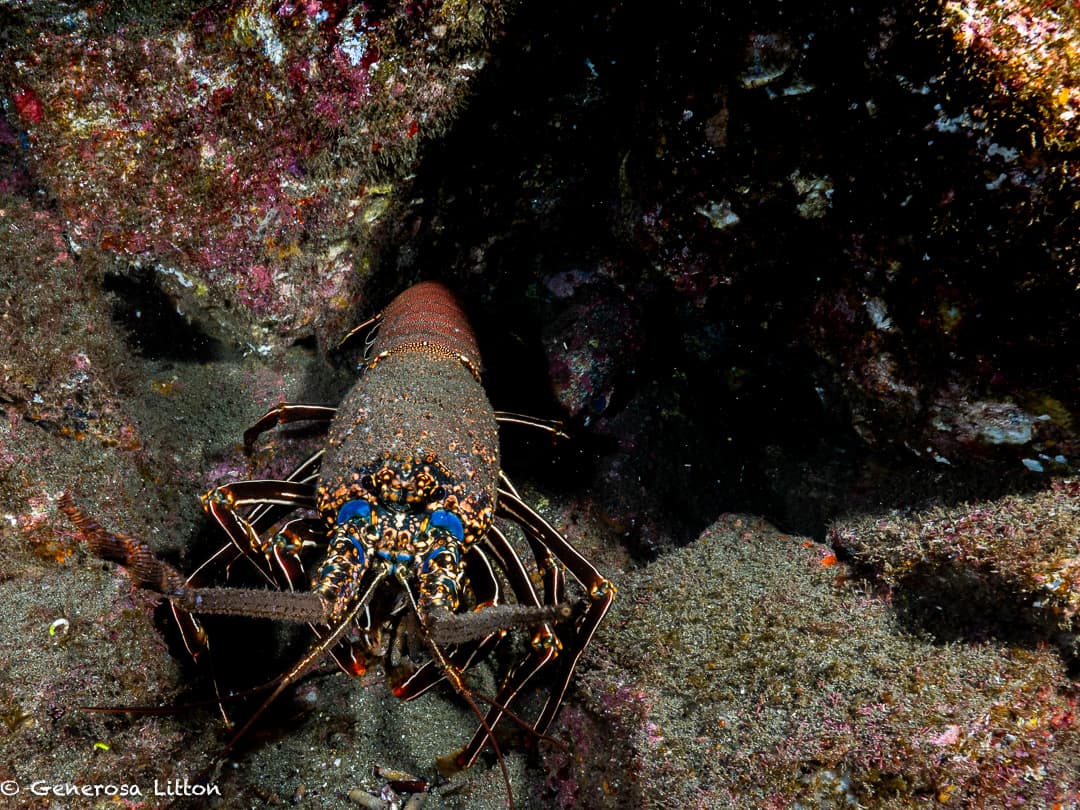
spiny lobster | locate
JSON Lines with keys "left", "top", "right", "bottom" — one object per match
{"left": 62, "top": 281, "right": 616, "bottom": 805}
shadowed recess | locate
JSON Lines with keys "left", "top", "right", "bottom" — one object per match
{"left": 104, "top": 268, "right": 224, "bottom": 362}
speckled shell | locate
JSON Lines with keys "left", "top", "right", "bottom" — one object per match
{"left": 316, "top": 284, "right": 500, "bottom": 531}
{"left": 373, "top": 280, "right": 482, "bottom": 366}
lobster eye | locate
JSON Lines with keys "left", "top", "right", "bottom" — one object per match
{"left": 336, "top": 499, "right": 372, "bottom": 525}
{"left": 427, "top": 509, "right": 464, "bottom": 543}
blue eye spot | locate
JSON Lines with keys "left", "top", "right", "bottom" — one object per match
{"left": 428, "top": 509, "right": 464, "bottom": 543}
{"left": 336, "top": 499, "right": 372, "bottom": 525}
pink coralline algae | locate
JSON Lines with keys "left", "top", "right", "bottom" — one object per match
{"left": 944, "top": 0, "right": 1080, "bottom": 147}
{"left": 1, "top": 1, "right": 508, "bottom": 348}
{"left": 12, "top": 87, "right": 44, "bottom": 124}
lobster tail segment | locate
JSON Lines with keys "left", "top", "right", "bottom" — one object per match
{"left": 374, "top": 282, "right": 481, "bottom": 375}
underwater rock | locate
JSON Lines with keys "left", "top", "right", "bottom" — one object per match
{"left": 557, "top": 513, "right": 1080, "bottom": 808}
{"left": 943, "top": 0, "right": 1080, "bottom": 148}
{"left": 540, "top": 275, "right": 640, "bottom": 422}
{"left": 830, "top": 478, "right": 1080, "bottom": 649}
{"left": 0, "top": 1, "right": 510, "bottom": 352}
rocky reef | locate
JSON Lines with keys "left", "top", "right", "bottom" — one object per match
{"left": 0, "top": 0, "right": 1076, "bottom": 807}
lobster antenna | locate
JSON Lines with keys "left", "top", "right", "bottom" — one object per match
{"left": 217, "top": 571, "right": 386, "bottom": 761}
{"left": 393, "top": 569, "right": 516, "bottom": 810}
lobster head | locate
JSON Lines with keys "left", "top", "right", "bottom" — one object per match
{"left": 314, "top": 452, "right": 494, "bottom": 619}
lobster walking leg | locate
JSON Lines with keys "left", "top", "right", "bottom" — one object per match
{"left": 199, "top": 474, "right": 376, "bottom": 674}
{"left": 202, "top": 479, "right": 318, "bottom": 588}
{"left": 496, "top": 489, "right": 616, "bottom": 734}
{"left": 242, "top": 404, "right": 337, "bottom": 452}
{"left": 244, "top": 450, "right": 324, "bottom": 529}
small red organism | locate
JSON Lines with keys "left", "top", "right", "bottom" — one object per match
{"left": 13, "top": 87, "right": 44, "bottom": 123}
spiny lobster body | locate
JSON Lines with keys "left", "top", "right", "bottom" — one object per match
{"left": 325, "top": 282, "right": 497, "bottom": 506}
{"left": 62, "top": 282, "right": 615, "bottom": 805}
{"left": 315, "top": 284, "right": 500, "bottom": 620}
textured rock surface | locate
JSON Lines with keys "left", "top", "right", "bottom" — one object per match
{"left": 1, "top": 0, "right": 511, "bottom": 350}
{"left": 1, "top": 0, "right": 1077, "bottom": 807}
{"left": 555, "top": 515, "right": 1079, "bottom": 808}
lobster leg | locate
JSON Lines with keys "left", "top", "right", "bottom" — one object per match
{"left": 498, "top": 473, "right": 566, "bottom": 606}
{"left": 189, "top": 445, "right": 327, "bottom": 591}
{"left": 245, "top": 449, "right": 324, "bottom": 530}
{"left": 440, "top": 519, "right": 569, "bottom": 774}
{"left": 200, "top": 451, "right": 373, "bottom": 680}
{"left": 335, "top": 311, "right": 382, "bottom": 357}
{"left": 202, "top": 480, "right": 317, "bottom": 585}
{"left": 179, "top": 452, "right": 326, "bottom": 684}
{"left": 483, "top": 524, "right": 546, "bottom": 613}
{"left": 482, "top": 522, "right": 567, "bottom": 663}
{"left": 256, "top": 517, "right": 324, "bottom": 589}
{"left": 242, "top": 404, "right": 337, "bottom": 453}
{"left": 203, "top": 479, "right": 318, "bottom": 512}
{"left": 495, "top": 488, "right": 616, "bottom": 736}
{"left": 493, "top": 411, "right": 570, "bottom": 440}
